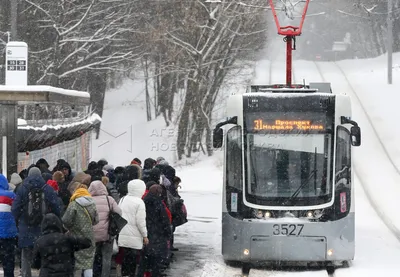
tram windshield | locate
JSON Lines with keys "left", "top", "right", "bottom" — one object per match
{"left": 245, "top": 112, "right": 333, "bottom": 206}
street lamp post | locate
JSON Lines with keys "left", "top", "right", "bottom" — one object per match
{"left": 388, "top": 0, "right": 393, "bottom": 84}
{"left": 10, "top": 0, "right": 18, "bottom": 40}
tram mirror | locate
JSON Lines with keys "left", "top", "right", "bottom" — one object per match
{"left": 350, "top": 126, "right": 361, "bottom": 146}
{"left": 213, "top": 128, "right": 223, "bottom": 148}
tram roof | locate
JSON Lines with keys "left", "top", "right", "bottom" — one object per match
{"left": 248, "top": 83, "right": 332, "bottom": 94}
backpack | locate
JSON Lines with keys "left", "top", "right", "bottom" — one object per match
{"left": 25, "top": 185, "right": 47, "bottom": 226}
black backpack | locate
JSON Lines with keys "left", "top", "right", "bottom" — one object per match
{"left": 25, "top": 185, "right": 47, "bottom": 226}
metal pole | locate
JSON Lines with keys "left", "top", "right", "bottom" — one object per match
{"left": 10, "top": 0, "right": 18, "bottom": 40}
{"left": 286, "top": 36, "right": 293, "bottom": 87}
{"left": 388, "top": 0, "right": 393, "bottom": 84}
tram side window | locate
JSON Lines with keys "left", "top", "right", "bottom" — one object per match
{"left": 335, "top": 126, "right": 351, "bottom": 185}
{"left": 226, "top": 126, "right": 243, "bottom": 190}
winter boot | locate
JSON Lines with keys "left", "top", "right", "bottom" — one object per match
{"left": 116, "top": 264, "right": 122, "bottom": 277}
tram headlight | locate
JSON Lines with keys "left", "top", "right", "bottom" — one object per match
{"left": 313, "top": 209, "right": 323, "bottom": 218}
{"left": 305, "top": 209, "right": 323, "bottom": 219}
{"left": 253, "top": 209, "right": 263, "bottom": 219}
{"left": 252, "top": 209, "right": 273, "bottom": 219}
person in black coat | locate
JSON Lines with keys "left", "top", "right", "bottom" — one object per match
{"left": 32, "top": 213, "right": 91, "bottom": 277}
{"left": 137, "top": 184, "right": 172, "bottom": 277}
{"left": 116, "top": 164, "right": 142, "bottom": 199}
{"left": 36, "top": 159, "right": 52, "bottom": 175}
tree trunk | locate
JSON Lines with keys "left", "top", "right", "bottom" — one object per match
{"left": 88, "top": 71, "right": 107, "bottom": 139}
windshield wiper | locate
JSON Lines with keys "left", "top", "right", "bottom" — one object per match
{"left": 250, "top": 148, "right": 258, "bottom": 190}
{"left": 285, "top": 147, "right": 318, "bottom": 204}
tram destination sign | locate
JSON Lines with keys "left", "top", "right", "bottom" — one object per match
{"left": 246, "top": 112, "right": 326, "bottom": 133}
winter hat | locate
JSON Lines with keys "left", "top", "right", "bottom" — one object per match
{"left": 158, "top": 160, "right": 169, "bottom": 166}
{"left": 91, "top": 169, "right": 105, "bottom": 182}
{"left": 114, "top": 166, "right": 125, "bottom": 175}
{"left": 70, "top": 172, "right": 91, "bottom": 186}
{"left": 35, "top": 158, "right": 49, "bottom": 168}
{"left": 103, "top": 164, "right": 114, "bottom": 172}
{"left": 149, "top": 184, "right": 163, "bottom": 196}
{"left": 87, "top": 161, "right": 98, "bottom": 171}
{"left": 130, "top": 158, "right": 142, "bottom": 166}
{"left": 156, "top": 157, "right": 165, "bottom": 163}
{"left": 46, "top": 180, "right": 59, "bottom": 192}
{"left": 123, "top": 165, "right": 142, "bottom": 181}
{"left": 53, "top": 171, "right": 65, "bottom": 183}
{"left": 149, "top": 168, "right": 161, "bottom": 184}
{"left": 9, "top": 173, "right": 22, "bottom": 186}
{"left": 28, "top": 167, "right": 42, "bottom": 178}
{"left": 42, "top": 172, "right": 52, "bottom": 183}
{"left": 145, "top": 181, "right": 157, "bottom": 190}
{"left": 98, "top": 159, "right": 108, "bottom": 170}
{"left": 143, "top": 158, "right": 156, "bottom": 170}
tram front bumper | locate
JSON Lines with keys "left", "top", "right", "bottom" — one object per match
{"left": 222, "top": 212, "right": 355, "bottom": 263}
{"left": 249, "top": 235, "right": 327, "bottom": 262}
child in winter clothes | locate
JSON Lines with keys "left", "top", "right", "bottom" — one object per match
{"left": 46, "top": 179, "right": 65, "bottom": 216}
{"left": 32, "top": 213, "right": 91, "bottom": 277}
{"left": 9, "top": 172, "right": 23, "bottom": 193}
{"left": 0, "top": 174, "right": 18, "bottom": 277}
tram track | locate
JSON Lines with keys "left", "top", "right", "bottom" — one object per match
{"left": 312, "top": 61, "right": 400, "bottom": 242}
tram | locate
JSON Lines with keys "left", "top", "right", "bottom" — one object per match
{"left": 213, "top": 83, "right": 361, "bottom": 265}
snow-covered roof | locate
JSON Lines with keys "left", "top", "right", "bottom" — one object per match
{"left": 18, "top": 113, "right": 101, "bottom": 130}
{"left": 0, "top": 85, "right": 90, "bottom": 105}
{"left": 17, "top": 118, "right": 27, "bottom": 126}
{"left": 17, "top": 113, "right": 102, "bottom": 152}
{"left": 6, "top": 41, "right": 28, "bottom": 47}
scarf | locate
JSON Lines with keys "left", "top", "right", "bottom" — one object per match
{"left": 70, "top": 188, "right": 91, "bottom": 203}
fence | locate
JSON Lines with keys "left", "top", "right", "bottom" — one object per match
{"left": 17, "top": 131, "right": 92, "bottom": 173}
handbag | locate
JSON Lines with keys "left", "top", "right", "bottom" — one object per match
{"left": 106, "top": 196, "right": 128, "bottom": 237}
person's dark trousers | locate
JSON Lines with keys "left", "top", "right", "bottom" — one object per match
{"left": 93, "top": 241, "right": 113, "bottom": 277}
{"left": 121, "top": 247, "right": 141, "bottom": 277}
{"left": 171, "top": 225, "right": 178, "bottom": 251}
{"left": 136, "top": 253, "right": 164, "bottom": 277}
{"left": 0, "top": 237, "right": 17, "bottom": 277}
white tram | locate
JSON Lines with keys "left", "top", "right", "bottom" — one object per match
{"left": 213, "top": 83, "right": 361, "bottom": 267}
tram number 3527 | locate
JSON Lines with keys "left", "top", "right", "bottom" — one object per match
{"left": 272, "top": 224, "right": 304, "bottom": 237}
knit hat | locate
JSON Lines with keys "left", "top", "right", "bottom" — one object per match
{"left": 9, "top": 173, "right": 22, "bottom": 186}
{"left": 156, "top": 157, "right": 165, "bottom": 163}
{"left": 131, "top": 158, "right": 142, "bottom": 166}
{"left": 103, "top": 164, "right": 114, "bottom": 172}
{"left": 28, "top": 167, "right": 42, "bottom": 177}
{"left": 149, "top": 184, "right": 162, "bottom": 196}
{"left": 158, "top": 160, "right": 169, "bottom": 166}
{"left": 47, "top": 180, "right": 59, "bottom": 192}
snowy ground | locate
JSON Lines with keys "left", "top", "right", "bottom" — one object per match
{"left": 87, "top": 50, "right": 400, "bottom": 277}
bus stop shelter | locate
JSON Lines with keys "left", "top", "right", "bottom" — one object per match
{"left": 0, "top": 85, "right": 91, "bottom": 178}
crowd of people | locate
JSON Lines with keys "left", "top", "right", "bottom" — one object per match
{"left": 0, "top": 156, "right": 187, "bottom": 277}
